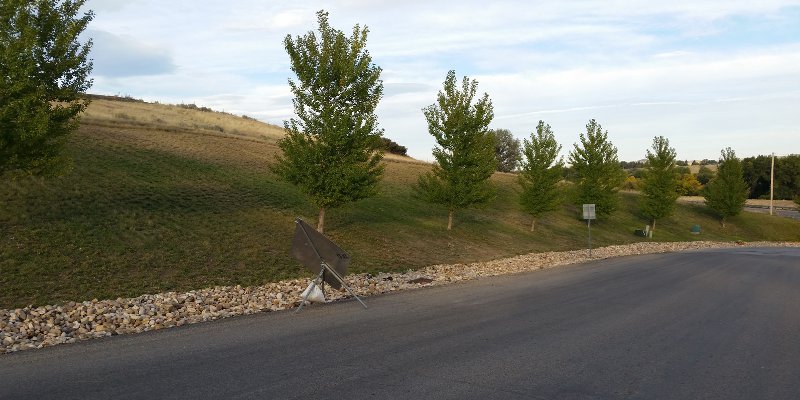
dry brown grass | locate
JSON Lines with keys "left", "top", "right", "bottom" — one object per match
{"left": 688, "top": 164, "right": 718, "bottom": 174}
{"left": 81, "top": 97, "right": 425, "bottom": 170}
{"left": 82, "top": 98, "right": 286, "bottom": 143}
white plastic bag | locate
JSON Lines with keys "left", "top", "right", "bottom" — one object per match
{"left": 300, "top": 282, "right": 326, "bottom": 303}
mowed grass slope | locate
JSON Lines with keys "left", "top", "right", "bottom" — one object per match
{"left": 2, "top": 97, "right": 799, "bottom": 309}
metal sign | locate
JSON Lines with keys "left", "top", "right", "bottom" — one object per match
{"left": 291, "top": 219, "right": 349, "bottom": 289}
{"left": 582, "top": 204, "right": 596, "bottom": 220}
{"left": 290, "top": 218, "right": 367, "bottom": 313}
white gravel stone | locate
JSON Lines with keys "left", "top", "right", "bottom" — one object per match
{"left": 1, "top": 241, "right": 798, "bottom": 354}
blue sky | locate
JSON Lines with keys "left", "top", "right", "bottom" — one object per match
{"left": 82, "top": 0, "right": 800, "bottom": 162}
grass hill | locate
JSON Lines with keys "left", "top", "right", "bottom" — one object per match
{"left": 2, "top": 96, "right": 799, "bottom": 309}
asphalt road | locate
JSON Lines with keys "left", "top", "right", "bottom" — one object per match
{"left": 744, "top": 206, "right": 800, "bottom": 220}
{"left": 2, "top": 247, "right": 799, "bottom": 400}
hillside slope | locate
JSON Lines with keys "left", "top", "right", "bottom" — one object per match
{"left": 2, "top": 97, "right": 799, "bottom": 308}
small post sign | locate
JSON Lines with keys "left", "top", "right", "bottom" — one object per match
{"left": 583, "top": 204, "right": 595, "bottom": 257}
{"left": 582, "top": 204, "right": 596, "bottom": 220}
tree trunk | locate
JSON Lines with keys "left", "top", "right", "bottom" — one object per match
{"left": 530, "top": 218, "right": 536, "bottom": 232}
{"left": 447, "top": 210, "right": 453, "bottom": 231}
{"left": 721, "top": 217, "right": 726, "bottom": 229}
{"left": 317, "top": 207, "right": 326, "bottom": 234}
{"left": 651, "top": 219, "right": 656, "bottom": 232}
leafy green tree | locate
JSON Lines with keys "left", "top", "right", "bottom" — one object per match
{"left": 696, "top": 165, "right": 715, "bottom": 186}
{"left": 775, "top": 154, "right": 800, "bottom": 200}
{"left": 639, "top": 136, "right": 679, "bottom": 231}
{"left": 491, "top": 128, "right": 521, "bottom": 172}
{"left": 742, "top": 154, "right": 800, "bottom": 200}
{"left": 742, "top": 155, "right": 771, "bottom": 198}
{"left": 568, "top": 119, "right": 625, "bottom": 218}
{"left": 704, "top": 148, "right": 748, "bottom": 227}
{"left": 518, "top": 121, "right": 563, "bottom": 231}
{"left": 376, "top": 137, "right": 407, "bottom": 156}
{"left": 1, "top": 0, "right": 93, "bottom": 177}
{"left": 273, "top": 10, "right": 384, "bottom": 233}
{"left": 415, "top": 70, "right": 495, "bottom": 230}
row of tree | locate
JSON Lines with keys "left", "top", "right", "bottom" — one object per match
{"left": 624, "top": 164, "right": 715, "bottom": 196}
{"left": 498, "top": 138, "right": 722, "bottom": 174}
{"left": 624, "top": 154, "right": 800, "bottom": 201}
{"left": 4, "top": 6, "right": 791, "bottom": 237}
{"left": 271, "top": 10, "right": 789, "bottom": 233}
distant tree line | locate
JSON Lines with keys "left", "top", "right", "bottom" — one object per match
{"left": 375, "top": 137, "right": 408, "bottom": 156}
{"left": 742, "top": 154, "right": 800, "bottom": 200}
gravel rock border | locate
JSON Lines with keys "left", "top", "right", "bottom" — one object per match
{"left": 2, "top": 240, "right": 798, "bottom": 354}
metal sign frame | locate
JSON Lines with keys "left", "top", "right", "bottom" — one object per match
{"left": 292, "top": 218, "right": 367, "bottom": 313}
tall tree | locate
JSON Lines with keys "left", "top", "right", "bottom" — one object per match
{"left": 415, "top": 70, "right": 495, "bottom": 230}
{"left": 491, "top": 128, "right": 521, "bottom": 173}
{"left": 742, "top": 155, "right": 771, "bottom": 198}
{"left": 568, "top": 119, "right": 625, "bottom": 218}
{"left": 696, "top": 165, "right": 715, "bottom": 186}
{"left": 1, "top": 0, "right": 93, "bottom": 177}
{"left": 518, "top": 121, "right": 563, "bottom": 231}
{"left": 703, "top": 148, "right": 748, "bottom": 227}
{"left": 742, "top": 154, "right": 800, "bottom": 200}
{"left": 639, "top": 136, "right": 679, "bottom": 231}
{"left": 775, "top": 154, "right": 800, "bottom": 200}
{"left": 273, "top": 10, "right": 384, "bottom": 233}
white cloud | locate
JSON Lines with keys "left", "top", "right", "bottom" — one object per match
{"left": 83, "top": 0, "right": 139, "bottom": 13}
{"left": 223, "top": 8, "right": 316, "bottom": 32}
{"left": 83, "top": 0, "right": 800, "bottom": 160}
{"left": 87, "top": 30, "right": 175, "bottom": 77}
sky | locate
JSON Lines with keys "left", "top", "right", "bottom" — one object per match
{"left": 81, "top": 0, "right": 800, "bottom": 162}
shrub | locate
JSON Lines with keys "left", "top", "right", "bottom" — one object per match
{"left": 677, "top": 173, "right": 702, "bottom": 196}
{"left": 375, "top": 137, "right": 408, "bottom": 156}
{"left": 622, "top": 175, "right": 639, "bottom": 190}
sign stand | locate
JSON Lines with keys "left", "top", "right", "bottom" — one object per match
{"left": 583, "top": 204, "right": 596, "bottom": 258}
{"left": 293, "top": 219, "right": 367, "bottom": 314}
{"left": 295, "top": 259, "right": 367, "bottom": 313}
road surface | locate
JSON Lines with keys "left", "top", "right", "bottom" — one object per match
{"left": 743, "top": 206, "right": 800, "bottom": 220}
{"left": 1, "top": 247, "right": 799, "bottom": 399}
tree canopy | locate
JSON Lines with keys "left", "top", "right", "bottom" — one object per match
{"left": 567, "top": 119, "right": 625, "bottom": 218}
{"left": 415, "top": 70, "right": 495, "bottom": 230}
{"left": 491, "top": 128, "right": 521, "bottom": 173}
{"left": 743, "top": 154, "right": 800, "bottom": 200}
{"left": 639, "top": 136, "right": 679, "bottom": 230}
{"left": 1, "top": 0, "right": 93, "bottom": 177}
{"left": 518, "top": 121, "right": 563, "bottom": 231}
{"left": 272, "top": 10, "right": 384, "bottom": 233}
{"left": 704, "top": 148, "right": 748, "bottom": 227}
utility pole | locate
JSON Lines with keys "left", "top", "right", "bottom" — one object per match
{"left": 770, "top": 152, "right": 775, "bottom": 216}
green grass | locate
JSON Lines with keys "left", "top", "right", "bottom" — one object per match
{"left": 1, "top": 104, "right": 799, "bottom": 309}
